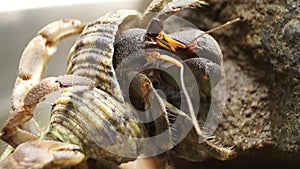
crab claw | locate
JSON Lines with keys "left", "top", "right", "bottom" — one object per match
{"left": 0, "top": 140, "right": 85, "bottom": 169}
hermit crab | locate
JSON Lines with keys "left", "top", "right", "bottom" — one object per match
{"left": 0, "top": 0, "right": 238, "bottom": 168}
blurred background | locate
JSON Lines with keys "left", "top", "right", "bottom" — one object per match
{"left": 0, "top": 0, "right": 146, "bottom": 154}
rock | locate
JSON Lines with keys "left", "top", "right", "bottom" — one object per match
{"left": 178, "top": 0, "right": 300, "bottom": 156}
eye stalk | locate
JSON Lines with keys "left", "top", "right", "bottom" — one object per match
{"left": 145, "top": 18, "right": 187, "bottom": 52}
{"left": 145, "top": 18, "right": 241, "bottom": 53}
{"left": 146, "top": 18, "right": 164, "bottom": 37}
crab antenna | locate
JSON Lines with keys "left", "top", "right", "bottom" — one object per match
{"left": 146, "top": 51, "right": 203, "bottom": 137}
{"left": 186, "top": 18, "right": 241, "bottom": 47}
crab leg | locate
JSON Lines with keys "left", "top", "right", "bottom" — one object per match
{"left": 159, "top": 0, "right": 207, "bottom": 15}
{"left": 143, "top": 0, "right": 165, "bottom": 15}
{"left": 0, "top": 19, "right": 86, "bottom": 148}
{"left": 11, "top": 19, "right": 86, "bottom": 111}
{"left": 1, "top": 75, "right": 96, "bottom": 147}
{"left": 0, "top": 140, "right": 85, "bottom": 169}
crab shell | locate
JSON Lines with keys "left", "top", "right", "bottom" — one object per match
{"left": 113, "top": 25, "right": 233, "bottom": 162}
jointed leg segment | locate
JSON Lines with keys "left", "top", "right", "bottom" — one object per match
{"left": 1, "top": 74, "right": 95, "bottom": 147}
{"left": 1, "top": 19, "right": 87, "bottom": 148}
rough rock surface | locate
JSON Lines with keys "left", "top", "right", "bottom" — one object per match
{"left": 171, "top": 0, "right": 300, "bottom": 166}
{"left": 166, "top": 0, "right": 300, "bottom": 168}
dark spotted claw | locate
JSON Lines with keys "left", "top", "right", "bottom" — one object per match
{"left": 113, "top": 15, "right": 236, "bottom": 163}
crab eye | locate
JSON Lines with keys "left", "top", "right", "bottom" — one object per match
{"left": 140, "top": 79, "right": 151, "bottom": 96}
{"left": 201, "top": 74, "right": 209, "bottom": 80}
{"left": 146, "top": 18, "right": 164, "bottom": 37}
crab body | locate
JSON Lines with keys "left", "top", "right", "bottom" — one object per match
{"left": 0, "top": 0, "right": 236, "bottom": 168}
